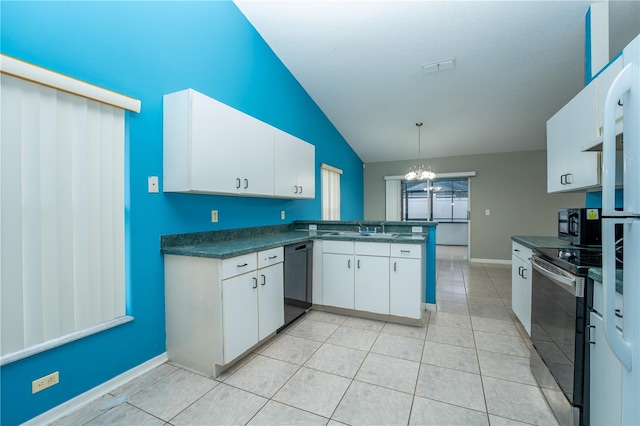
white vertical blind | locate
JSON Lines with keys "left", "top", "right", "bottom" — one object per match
{"left": 385, "top": 178, "right": 401, "bottom": 221}
{"left": 0, "top": 73, "right": 126, "bottom": 359}
{"left": 321, "top": 164, "right": 342, "bottom": 220}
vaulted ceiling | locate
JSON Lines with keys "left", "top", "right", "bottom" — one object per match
{"left": 234, "top": 1, "right": 639, "bottom": 163}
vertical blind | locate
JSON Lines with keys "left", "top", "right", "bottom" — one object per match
{"left": 1, "top": 73, "right": 126, "bottom": 359}
{"left": 321, "top": 164, "right": 342, "bottom": 220}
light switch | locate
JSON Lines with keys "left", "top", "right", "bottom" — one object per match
{"left": 281, "top": 210, "right": 286, "bottom": 220}
{"left": 211, "top": 210, "right": 219, "bottom": 223}
{"left": 485, "top": 209, "right": 491, "bottom": 216}
{"left": 148, "top": 176, "right": 159, "bottom": 193}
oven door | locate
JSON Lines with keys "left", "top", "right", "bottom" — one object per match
{"left": 530, "top": 255, "right": 588, "bottom": 425}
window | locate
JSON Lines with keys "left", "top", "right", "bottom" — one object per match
{"left": 0, "top": 56, "right": 139, "bottom": 364}
{"left": 321, "top": 164, "right": 342, "bottom": 220}
{"left": 401, "top": 178, "right": 469, "bottom": 222}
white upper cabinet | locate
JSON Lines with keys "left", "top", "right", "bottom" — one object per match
{"left": 546, "top": 81, "right": 600, "bottom": 193}
{"left": 274, "top": 129, "right": 315, "bottom": 199}
{"left": 164, "top": 89, "right": 314, "bottom": 198}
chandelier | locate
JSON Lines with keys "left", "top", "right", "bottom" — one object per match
{"left": 405, "top": 122, "right": 435, "bottom": 180}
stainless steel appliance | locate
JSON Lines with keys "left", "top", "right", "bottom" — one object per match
{"left": 530, "top": 247, "right": 601, "bottom": 426}
{"left": 558, "top": 208, "right": 602, "bottom": 246}
{"left": 282, "top": 241, "right": 313, "bottom": 329}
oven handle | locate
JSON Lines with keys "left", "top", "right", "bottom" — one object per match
{"left": 531, "top": 255, "right": 578, "bottom": 295}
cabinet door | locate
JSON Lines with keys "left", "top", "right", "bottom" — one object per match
{"left": 258, "top": 263, "right": 284, "bottom": 340}
{"left": 296, "top": 139, "right": 315, "bottom": 199}
{"left": 596, "top": 57, "right": 624, "bottom": 136}
{"left": 241, "top": 114, "right": 274, "bottom": 196}
{"left": 390, "top": 257, "right": 421, "bottom": 319}
{"left": 546, "top": 81, "right": 600, "bottom": 193}
{"left": 322, "top": 253, "right": 354, "bottom": 309}
{"left": 354, "top": 255, "right": 389, "bottom": 314}
{"left": 274, "top": 130, "right": 299, "bottom": 197}
{"left": 589, "top": 312, "right": 622, "bottom": 425}
{"left": 511, "top": 254, "right": 531, "bottom": 335}
{"left": 222, "top": 273, "right": 259, "bottom": 364}
{"left": 190, "top": 91, "right": 242, "bottom": 193}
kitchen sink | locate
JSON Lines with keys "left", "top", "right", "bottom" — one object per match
{"left": 328, "top": 231, "right": 398, "bottom": 238}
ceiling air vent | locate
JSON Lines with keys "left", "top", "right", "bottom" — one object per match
{"left": 422, "top": 58, "right": 456, "bottom": 74}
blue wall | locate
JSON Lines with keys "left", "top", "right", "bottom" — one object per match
{"left": 0, "top": 2, "right": 363, "bottom": 423}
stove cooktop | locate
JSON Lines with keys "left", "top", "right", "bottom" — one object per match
{"left": 534, "top": 247, "right": 605, "bottom": 275}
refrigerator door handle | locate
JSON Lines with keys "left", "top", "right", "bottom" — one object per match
{"left": 602, "top": 218, "right": 632, "bottom": 370}
{"left": 602, "top": 63, "right": 633, "bottom": 217}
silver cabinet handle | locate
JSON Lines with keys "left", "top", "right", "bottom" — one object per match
{"left": 293, "top": 186, "right": 298, "bottom": 194}
{"left": 521, "top": 268, "right": 527, "bottom": 280}
{"left": 261, "top": 274, "right": 266, "bottom": 286}
{"left": 237, "top": 263, "right": 248, "bottom": 268}
{"left": 236, "top": 178, "right": 241, "bottom": 189}
{"left": 268, "top": 255, "right": 278, "bottom": 260}
{"left": 252, "top": 277, "right": 257, "bottom": 289}
{"left": 348, "top": 259, "right": 351, "bottom": 268}
{"left": 244, "top": 179, "right": 248, "bottom": 189}
{"left": 298, "top": 186, "right": 303, "bottom": 194}
{"left": 587, "top": 324, "right": 596, "bottom": 345}
{"left": 357, "top": 259, "right": 361, "bottom": 269}
{"left": 394, "top": 262, "right": 397, "bottom": 272}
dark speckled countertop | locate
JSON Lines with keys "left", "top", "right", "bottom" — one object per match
{"left": 511, "top": 235, "right": 573, "bottom": 249}
{"left": 588, "top": 268, "right": 624, "bottom": 294}
{"left": 161, "top": 222, "right": 430, "bottom": 259}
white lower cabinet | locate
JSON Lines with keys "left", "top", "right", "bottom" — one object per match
{"left": 222, "top": 272, "right": 259, "bottom": 363}
{"left": 511, "top": 241, "right": 532, "bottom": 335}
{"left": 257, "top": 262, "right": 284, "bottom": 340}
{"left": 354, "top": 255, "right": 389, "bottom": 314}
{"left": 164, "top": 246, "right": 284, "bottom": 377}
{"left": 390, "top": 257, "right": 422, "bottom": 319}
{"left": 322, "top": 241, "right": 423, "bottom": 319}
{"left": 322, "top": 253, "right": 355, "bottom": 309}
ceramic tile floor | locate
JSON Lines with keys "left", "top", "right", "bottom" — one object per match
{"left": 55, "top": 259, "right": 559, "bottom": 426}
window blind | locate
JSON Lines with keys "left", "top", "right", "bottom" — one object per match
{"left": 0, "top": 73, "right": 127, "bottom": 361}
{"left": 321, "top": 164, "right": 342, "bottom": 220}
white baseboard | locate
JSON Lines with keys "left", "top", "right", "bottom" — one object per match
{"left": 469, "top": 258, "right": 511, "bottom": 265}
{"left": 24, "top": 352, "right": 168, "bottom": 426}
{"left": 424, "top": 303, "right": 437, "bottom": 312}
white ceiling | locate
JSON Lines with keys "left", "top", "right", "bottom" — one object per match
{"left": 234, "top": 1, "right": 640, "bottom": 163}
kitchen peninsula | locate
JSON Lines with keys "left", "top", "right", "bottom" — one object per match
{"left": 161, "top": 220, "right": 437, "bottom": 377}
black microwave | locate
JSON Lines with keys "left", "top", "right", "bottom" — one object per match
{"left": 558, "top": 208, "right": 602, "bottom": 246}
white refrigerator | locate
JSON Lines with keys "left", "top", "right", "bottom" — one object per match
{"left": 601, "top": 34, "right": 640, "bottom": 425}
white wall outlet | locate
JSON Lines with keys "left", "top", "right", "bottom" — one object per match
{"left": 211, "top": 210, "right": 219, "bottom": 223}
{"left": 485, "top": 209, "right": 491, "bottom": 216}
{"left": 148, "top": 176, "right": 159, "bottom": 193}
{"left": 309, "top": 224, "right": 317, "bottom": 230}
{"left": 281, "top": 210, "right": 286, "bottom": 220}
{"left": 32, "top": 371, "right": 59, "bottom": 394}
{"left": 411, "top": 226, "right": 423, "bottom": 233}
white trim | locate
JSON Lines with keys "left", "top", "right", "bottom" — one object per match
{"left": 385, "top": 171, "right": 477, "bottom": 180}
{"left": 424, "top": 302, "right": 437, "bottom": 312}
{"left": 0, "top": 316, "right": 134, "bottom": 366}
{"left": 0, "top": 55, "right": 141, "bottom": 112}
{"left": 321, "top": 163, "right": 343, "bottom": 174}
{"left": 469, "top": 258, "right": 512, "bottom": 265}
{"left": 23, "top": 353, "right": 169, "bottom": 426}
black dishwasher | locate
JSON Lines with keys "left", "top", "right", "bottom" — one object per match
{"left": 282, "top": 241, "right": 313, "bottom": 329}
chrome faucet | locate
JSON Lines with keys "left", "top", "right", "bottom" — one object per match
{"left": 380, "top": 223, "right": 385, "bottom": 233}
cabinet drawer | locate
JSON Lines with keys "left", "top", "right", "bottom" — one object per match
{"left": 258, "top": 247, "right": 283, "bottom": 268}
{"left": 355, "top": 242, "right": 389, "bottom": 256}
{"left": 512, "top": 241, "right": 532, "bottom": 261}
{"left": 323, "top": 240, "right": 354, "bottom": 254}
{"left": 222, "top": 253, "right": 257, "bottom": 279}
{"left": 390, "top": 244, "right": 422, "bottom": 259}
